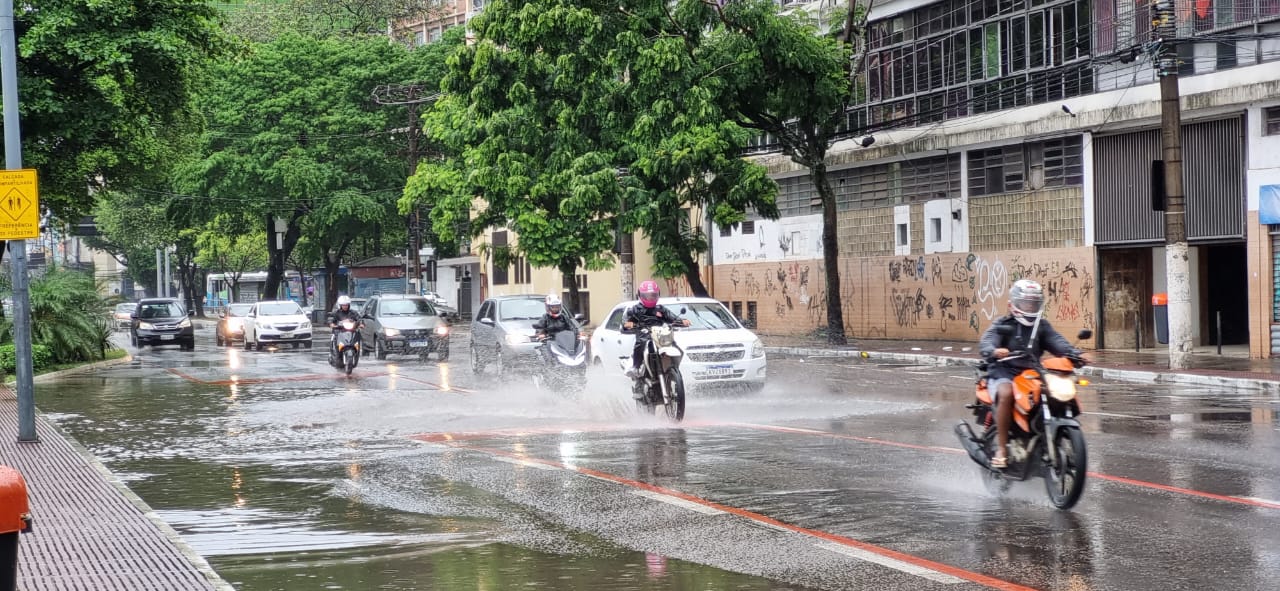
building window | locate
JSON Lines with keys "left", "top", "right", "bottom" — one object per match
{"left": 896, "top": 223, "right": 909, "bottom": 248}
{"left": 776, "top": 175, "right": 818, "bottom": 217}
{"left": 741, "top": 221, "right": 755, "bottom": 235}
{"left": 491, "top": 231, "right": 508, "bottom": 285}
{"left": 719, "top": 224, "right": 731, "bottom": 237}
{"left": 729, "top": 301, "right": 742, "bottom": 319}
{"left": 513, "top": 256, "right": 532, "bottom": 284}
{"left": 429, "top": 28, "right": 442, "bottom": 42}
{"left": 930, "top": 218, "right": 943, "bottom": 243}
{"left": 746, "top": 301, "right": 758, "bottom": 328}
{"left": 562, "top": 273, "right": 587, "bottom": 290}
{"left": 969, "top": 136, "right": 1082, "bottom": 196}
{"left": 413, "top": 31, "right": 426, "bottom": 47}
{"left": 1266, "top": 106, "right": 1280, "bottom": 136}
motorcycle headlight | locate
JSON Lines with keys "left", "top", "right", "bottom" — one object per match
{"left": 435, "top": 326, "right": 449, "bottom": 336}
{"left": 505, "top": 333, "right": 527, "bottom": 345}
{"left": 1045, "top": 373, "right": 1077, "bottom": 401}
{"left": 340, "top": 320, "right": 357, "bottom": 330}
{"left": 383, "top": 328, "right": 401, "bottom": 337}
{"left": 179, "top": 318, "right": 192, "bottom": 328}
{"left": 751, "top": 339, "right": 764, "bottom": 358}
{"left": 139, "top": 322, "right": 155, "bottom": 330}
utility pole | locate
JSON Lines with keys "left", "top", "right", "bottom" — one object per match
{"left": 1153, "top": 0, "right": 1193, "bottom": 369}
{"left": 372, "top": 84, "right": 441, "bottom": 297}
{"left": 2, "top": 0, "right": 36, "bottom": 441}
{"left": 616, "top": 168, "right": 634, "bottom": 298}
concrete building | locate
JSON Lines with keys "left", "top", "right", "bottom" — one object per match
{"left": 391, "top": 0, "right": 480, "bottom": 45}
{"left": 710, "top": 0, "right": 1280, "bottom": 356}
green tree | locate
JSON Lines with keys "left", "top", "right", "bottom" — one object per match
{"left": 404, "top": 0, "right": 627, "bottom": 312}
{"left": 194, "top": 214, "right": 269, "bottom": 303}
{"left": 186, "top": 34, "right": 423, "bottom": 301}
{"left": 222, "top": 0, "right": 453, "bottom": 42}
{"left": 633, "top": 0, "right": 863, "bottom": 344}
{"left": 9, "top": 0, "right": 228, "bottom": 220}
{"left": 86, "top": 190, "right": 174, "bottom": 297}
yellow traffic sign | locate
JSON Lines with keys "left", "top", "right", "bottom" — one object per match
{"left": 0, "top": 169, "right": 38, "bottom": 239}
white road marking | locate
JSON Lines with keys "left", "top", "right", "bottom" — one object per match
{"left": 1241, "top": 496, "right": 1280, "bottom": 506}
{"left": 631, "top": 489, "right": 726, "bottom": 515}
{"left": 814, "top": 542, "right": 964, "bottom": 584}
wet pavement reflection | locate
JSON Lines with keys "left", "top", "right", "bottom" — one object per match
{"left": 32, "top": 336, "right": 1280, "bottom": 590}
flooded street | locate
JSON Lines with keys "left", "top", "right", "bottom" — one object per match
{"left": 33, "top": 332, "right": 1280, "bottom": 590}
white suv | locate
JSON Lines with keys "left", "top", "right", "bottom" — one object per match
{"left": 592, "top": 297, "right": 766, "bottom": 390}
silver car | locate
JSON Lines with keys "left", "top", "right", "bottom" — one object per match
{"left": 359, "top": 294, "right": 451, "bottom": 361}
{"left": 469, "top": 295, "right": 581, "bottom": 376}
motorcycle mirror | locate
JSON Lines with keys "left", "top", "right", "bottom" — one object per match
{"left": 1076, "top": 329, "right": 1093, "bottom": 340}
{"left": 573, "top": 313, "right": 585, "bottom": 322}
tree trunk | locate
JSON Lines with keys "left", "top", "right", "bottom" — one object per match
{"left": 810, "top": 160, "right": 848, "bottom": 345}
{"left": 561, "top": 260, "right": 581, "bottom": 318}
{"left": 677, "top": 247, "right": 710, "bottom": 297}
{"left": 262, "top": 210, "right": 304, "bottom": 301}
{"left": 324, "top": 255, "right": 341, "bottom": 314}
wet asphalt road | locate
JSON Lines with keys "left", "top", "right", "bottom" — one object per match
{"left": 31, "top": 330, "right": 1280, "bottom": 590}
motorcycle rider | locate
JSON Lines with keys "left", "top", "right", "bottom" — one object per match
{"left": 624, "top": 280, "right": 690, "bottom": 379}
{"left": 532, "top": 294, "right": 578, "bottom": 362}
{"left": 327, "top": 295, "right": 362, "bottom": 358}
{"left": 978, "top": 279, "right": 1085, "bottom": 469}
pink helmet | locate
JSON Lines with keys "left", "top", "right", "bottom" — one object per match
{"left": 638, "top": 280, "right": 660, "bottom": 308}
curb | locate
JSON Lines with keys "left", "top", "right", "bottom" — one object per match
{"left": 4, "top": 352, "right": 138, "bottom": 387}
{"left": 40, "top": 414, "right": 236, "bottom": 591}
{"left": 764, "top": 346, "right": 1280, "bottom": 393}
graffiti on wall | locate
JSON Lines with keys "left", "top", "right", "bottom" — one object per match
{"left": 714, "top": 247, "right": 1095, "bottom": 340}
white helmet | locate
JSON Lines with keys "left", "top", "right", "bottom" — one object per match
{"left": 337, "top": 295, "right": 351, "bottom": 307}
{"left": 545, "top": 294, "right": 562, "bottom": 317}
{"left": 1008, "top": 280, "right": 1045, "bottom": 327}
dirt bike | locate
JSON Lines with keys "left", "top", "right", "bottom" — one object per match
{"left": 531, "top": 330, "right": 588, "bottom": 395}
{"left": 329, "top": 319, "right": 362, "bottom": 375}
{"left": 954, "top": 327, "right": 1092, "bottom": 509}
{"left": 619, "top": 324, "right": 685, "bottom": 422}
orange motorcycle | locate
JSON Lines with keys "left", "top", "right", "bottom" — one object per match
{"left": 954, "top": 328, "right": 1092, "bottom": 509}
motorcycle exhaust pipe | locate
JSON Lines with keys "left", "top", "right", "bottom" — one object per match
{"left": 954, "top": 421, "right": 990, "bottom": 469}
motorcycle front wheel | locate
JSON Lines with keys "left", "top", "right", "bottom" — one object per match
{"left": 1044, "top": 427, "right": 1088, "bottom": 509}
{"left": 344, "top": 349, "right": 355, "bottom": 375}
{"left": 663, "top": 369, "right": 686, "bottom": 422}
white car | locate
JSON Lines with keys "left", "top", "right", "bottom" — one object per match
{"left": 242, "top": 300, "right": 314, "bottom": 350}
{"left": 592, "top": 297, "right": 766, "bottom": 391}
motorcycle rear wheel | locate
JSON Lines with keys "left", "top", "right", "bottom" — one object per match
{"left": 1044, "top": 427, "right": 1088, "bottom": 509}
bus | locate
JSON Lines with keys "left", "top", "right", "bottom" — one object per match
{"left": 206, "top": 271, "right": 313, "bottom": 311}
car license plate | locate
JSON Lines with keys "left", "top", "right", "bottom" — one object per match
{"left": 279, "top": 332, "right": 293, "bottom": 338}
{"left": 409, "top": 340, "right": 429, "bottom": 348}
{"left": 704, "top": 365, "right": 733, "bottom": 377}
{"left": 160, "top": 334, "right": 174, "bottom": 341}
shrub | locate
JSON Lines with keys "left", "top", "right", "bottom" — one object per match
{"left": 0, "top": 344, "right": 54, "bottom": 373}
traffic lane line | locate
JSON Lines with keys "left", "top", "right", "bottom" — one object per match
{"left": 433, "top": 439, "right": 1034, "bottom": 591}
{"left": 732, "top": 422, "right": 1280, "bottom": 511}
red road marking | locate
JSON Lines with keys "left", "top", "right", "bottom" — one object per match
{"left": 734, "top": 422, "right": 1280, "bottom": 511}
{"left": 437, "top": 440, "right": 1036, "bottom": 591}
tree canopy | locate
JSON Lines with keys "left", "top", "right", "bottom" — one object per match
{"left": 10, "top": 0, "right": 229, "bottom": 219}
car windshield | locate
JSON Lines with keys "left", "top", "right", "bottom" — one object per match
{"left": 259, "top": 302, "right": 303, "bottom": 316}
{"left": 227, "top": 304, "right": 253, "bottom": 317}
{"left": 137, "top": 302, "right": 184, "bottom": 319}
{"left": 378, "top": 299, "right": 436, "bottom": 316}
{"left": 678, "top": 303, "right": 742, "bottom": 331}
{"left": 499, "top": 298, "right": 546, "bottom": 321}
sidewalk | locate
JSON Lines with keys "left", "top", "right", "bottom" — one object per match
{"left": 0, "top": 387, "right": 230, "bottom": 590}
{"left": 762, "top": 335, "right": 1280, "bottom": 393}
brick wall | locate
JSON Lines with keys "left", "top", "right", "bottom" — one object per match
{"left": 713, "top": 246, "right": 1096, "bottom": 345}
{"left": 834, "top": 207, "right": 894, "bottom": 257}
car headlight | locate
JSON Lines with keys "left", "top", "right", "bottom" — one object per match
{"left": 383, "top": 328, "right": 401, "bottom": 337}
{"left": 751, "top": 339, "right": 765, "bottom": 358}
{"left": 301, "top": 321, "right": 311, "bottom": 329}
{"left": 505, "top": 333, "right": 527, "bottom": 345}
{"left": 179, "top": 318, "right": 192, "bottom": 328}
{"left": 435, "top": 326, "right": 449, "bottom": 336}
{"left": 138, "top": 322, "right": 155, "bottom": 330}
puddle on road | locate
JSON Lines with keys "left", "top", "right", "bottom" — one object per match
{"left": 36, "top": 367, "right": 829, "bottom": 591}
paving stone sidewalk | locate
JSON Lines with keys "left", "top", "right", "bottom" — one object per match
{"left": 0, "top": 386, "right": 230, "bottom": 591}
